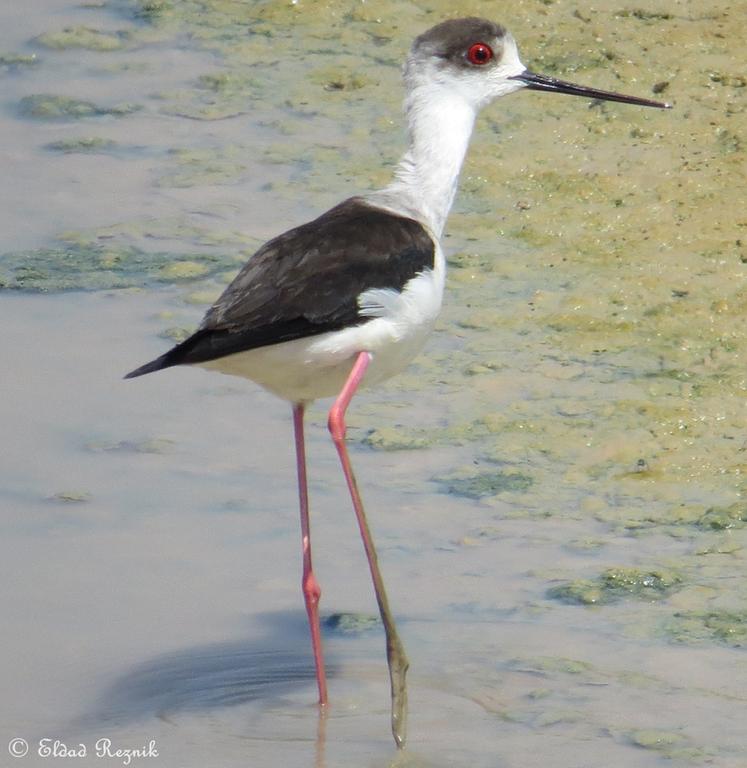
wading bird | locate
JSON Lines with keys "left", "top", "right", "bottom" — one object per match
{"left": 126, "top": 17, "right": 670, "bottom": 748}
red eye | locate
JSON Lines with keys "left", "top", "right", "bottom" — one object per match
{"left": 467, "top": 42, "right": 493, "bottom": 66}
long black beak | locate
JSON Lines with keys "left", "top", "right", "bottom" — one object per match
{"left": 510, "top": 70, "right": 671, "bottom": 109}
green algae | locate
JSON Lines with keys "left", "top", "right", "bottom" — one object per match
{"left": 0, "top": 52, "right": 39, "bottom": 70}
{"left": 155, "top": 76, "right": 259, "bottom": 121}
{"left": 157, "top": 146, "right": 249, "bottom": 187}
{"left": 159, "top": 326, "right": 192, "bottom": 343}
{"left": 20, "top": 95, "right": 102, "bottom": 120}
{"left": 64, "top": 218, "right": 257, "bottom": 252}
{"left": 307, "top": 65, "right": 372, "bottom": 92}
{"left": 614, "top": 10, "right": 674, "bottom": 22}
{"left": 626, "top": 727, "right": 714, "bottom": 762}
{"left": 323, "top": 612, "right": 379, "bottom": 634}
{"left": 439, "top": 470, "right": 534, "bottom": 500}
{"left": 362, "top": 426, "right": 429, "bottom": 451}
{"left": 463, "top": 361, "right": 507, "bottom": 376}
{"left": 183, "top": 289, "right": 221, "bottom": 306}
{"left": 509, "top": 656, "right": 595, "bottom": 677}
{"left": 85, "top": 438, "right": 175, "bottom": 454}
{"left": 482, "top": 654, "right": 722, "bottom": 761}
{"left": 548, "top": 567, "right": 683, "bottom": 605}
{"left": 132, "top": 0, "right": 174, "bottom": 22}
{"left": 526, "top": 688, "right": 552, "bottom": 700}
{"left": 158, "top": 260, "right": 210, "bottom": 280}
{"left": 46, "top": 137, "right": 118, "bottom": 153}
{"left": 535, "top": 709, "right": 582, "bottom": 727}
{"left": 19, "top": 94, "right": 140, "bottom": 120}
{"left": 35, "top": 26, "right": 130, "bottom": 51}
{"left": 589, "top": 501, "right": 747, "bottom": 538}
{"left": 666, "top": 610, "right": 747, "bottom": 648}
{"left": 197, "top": 71, "right": 261, "bottom": 94}
{"left": 49, "top": 490, "right": 92, "bottom": 504}
{"left": 696, "top": 503, "right": 747, "bottom": 531}
{"left": 0, "top": 242, "right": 226, "bottom": 292}
{"left": 530, "top": 48, "right": 615, "bottom": 76}
{"left": 628, "top": 728, "right": 683, "bottom": 751}
{"left": 564, "top": 538, "right": 606, "bottom": 553}
{"left": 0, "top": 210, "right": 255, "bottom": 292}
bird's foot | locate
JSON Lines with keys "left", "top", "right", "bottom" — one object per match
{"left": 388, "top": 637, "right": 409, "bottom": 749}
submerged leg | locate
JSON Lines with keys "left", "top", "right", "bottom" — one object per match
{"left": 293, "top": 402, "right": 328, "bottom": 706}
{"left": 328, "top": 352, "right": 410, "bottom": 749}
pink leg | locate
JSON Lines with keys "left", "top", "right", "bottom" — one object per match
{"left": 293, "top": 402, "right": 328, "bottom": 706}
{"left": 328, "top": 352, "right": 409, "bottom": 749}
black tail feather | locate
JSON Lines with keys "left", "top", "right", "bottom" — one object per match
{"left": 124, "top": 328, "right": 216, "bottom": 379}
{"left": 124, "top": 353, "right": 176, "bottom": 379}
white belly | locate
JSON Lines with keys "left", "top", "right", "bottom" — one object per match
{"left": 198, "top": 253, "right": 445, "bottom": 403}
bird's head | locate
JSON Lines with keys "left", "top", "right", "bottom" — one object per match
{"left": 406, "top": 17, "right": 671, "bottom": 111}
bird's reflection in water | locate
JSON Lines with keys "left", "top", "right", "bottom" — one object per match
{"left": 83, "top": 613, "right": 334, "bottom": 766}
{"left": 87, "top": 611, "right": 435, "bottom": 768}
{"left": 96, "top": 612, "right": 335, "bottom": 722}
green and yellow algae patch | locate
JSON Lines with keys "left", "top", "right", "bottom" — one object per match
{"left": 514, "top": 656, "right": 596, "bottom": 677}
{"left": 665, "top": 610, "right": 747, "bottom": 648}
{"left": 85, "top": 437, "right": 176, "bottom": 454}
{"left": 439, "top": 469, "right": 534, "bottom": 500}
{"left": 46, "top": 136, "right": 118, "bottom": 153}
{"left": 0, "top": 242, "right": 225, "bottom": 292}
{"left": 563, "top": 537, "right": 607, "bottom": 555}
{"left": 182, "top": 288, "right": 222, "bottom": 306}
{"left": 34, "top": 26, "right": 130, "bottom": 52}
{"left": 695, "top": 503, "right": 747, "bottom": 532}
{"left": 0, "top": 52, "right": 39, "bottom": 71}
{"left": 590, "top": 502, "right": 747, "bottom": 538}
{"left": 131, "top": 0, "right": 174, "bottom": 22}
{"left": 158, "top": 326, "right": 193, "bottom": 343}
{"left": 307, "top": 65, "right": 372, "bottom": 93}
{"left": 470, "top": 654, "right": 724, "bottom": 760}
{"left": 323, "top": 612, "right": 380, "bottom": 634}
{"left": 157, "top": 146, "right": 249, "bottom": 187}
{"left": 20, "top": 94, "right": 104, "bottom": 120}
{"left": 158, "top": 260, "right": 209, "bottom": 281}
{"left": 362, "top": 426, "right": 430, "bottom": 451}
{"left": 627, "top": 728, "right": 686, "bottom": 753}
{"left": 624, "top": 728, "right": 713, "bottom": 764}
{"left": 155, "top": 72, "right": 262, "bottom": 121}
{"left": 64, "top": 218, "right": 258, "bottom": 252}
{"left": 548, "top": 567, "right": 683, "bottom": 605}
{"left": 0, "top": 214, "right": 256, "bottom": 292}
{"left": 48, "top": 490, "right": 92, "bottom": 504}
{"left": 19, "top": 94, "right": 140, "bottom": 120}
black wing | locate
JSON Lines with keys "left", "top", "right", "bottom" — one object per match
{"left": 125, "top": 198, "right": 435, "bottom": 378}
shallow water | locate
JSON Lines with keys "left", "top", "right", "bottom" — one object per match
{"left": 6, "top": 290, "right": 746, "bottom": 768}
{"left": 2, "top": 1, "right": 747, "bottom": 767}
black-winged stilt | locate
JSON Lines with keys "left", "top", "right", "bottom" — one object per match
{"left": 126, "top": 17, "right": 670, "bottom": 748}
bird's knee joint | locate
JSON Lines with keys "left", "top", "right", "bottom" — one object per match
{"left": 303, "top": 573, "right": 322, "bottom": 604}
{"left": 327, "top": 408, "right": 346, "bottom": 444}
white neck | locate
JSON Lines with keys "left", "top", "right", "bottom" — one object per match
{"left": 366, "top": 80, "right": 477, "bottom": 238}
